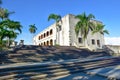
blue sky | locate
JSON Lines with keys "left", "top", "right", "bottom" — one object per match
{"left": 2, "top": 0, "right": 120, "bottom": 45}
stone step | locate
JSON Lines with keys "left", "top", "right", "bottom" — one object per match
{"left": 0, "top": 57, "right": 115, "bottom": 73}
{"left": 0, "top": 57, "right": 120, "bottom": 79}
{"left": 0, "top": 57, "right": 119, "bottom": 73}
{"left": 0, "top": 61, "right": 119, "bottom": 80}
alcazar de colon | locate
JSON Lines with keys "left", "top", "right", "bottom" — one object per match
{"left": 33, "top": 14, "right": 104, "bottom": 51}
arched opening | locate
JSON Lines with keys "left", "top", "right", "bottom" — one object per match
{"left": 44, "top": 33, "right": 46, "bottom": 38}
{"left": 44, "top": 42, "right": 46, "bottom": 46}
{"left": 50, "top": 29, "right": 53, "bottom": 35}
{"left": 47, "top": 41, "right": 49, "bottom": 46}
{"left": 47, "top": 31, "right": 49, "bottom": 36}
{"left": 50, "top": 39, "right": 53, "bottom": 46}
{"left": 38, "top": 36, "right": 40, "bottom": 40}
{"left": 41, "top": 35, "right": 43, "bottom": 39}
{"left": 41, "top": 43, "right": 43, "bottom": 46}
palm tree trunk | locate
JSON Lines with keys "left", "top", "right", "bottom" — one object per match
{"left": 0, "top": 38, "right": 2, "bottom": 45}
{"left": 55, "top": 23, "right": 58, "bottom": 45}
{"left": 7, "top": 37, "right": 10, "bottom": 47}
{"left": 57, "top": 27, "right": 60, "bottom": 45}
{"left": 33, "top": 34, "right": 35, "bottom": 45}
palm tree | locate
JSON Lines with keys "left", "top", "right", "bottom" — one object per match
{"left": 48, "top": 13, "right": 61, "bottom": 45}
{"left": 29, "top": 24, "right": 37, "bottom": 44}
{"left": 0, "top": 8, "right": 21, "bottom": 47}
{"left": 92, "top": 23, "right": 109, "bottom": 35}
{"left": 0, "top": 2, "right": 22, "bottom": 47}
{"left": 1, "top": 30, "right": 19, "bottom": 46}
{"left": 5, "top": 19, "right": 22, "bottom": 33}
{"left": 0, "top": 19, "right": 22, "bottom": 46}
{"left": 29, "top": 24, "right": 37, "bottom": 34}
{"left": 0, "top": 8, "right": 14, "bottom": 20}
{"left": 75, "top": 12, "right": 96, "bottom": 40}
{"left": 0, "top": 28, "right": 6, "bottom": 45}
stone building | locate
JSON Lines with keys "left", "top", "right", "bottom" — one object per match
{"left": 33, "top": 14, "right": 105, "bottom": 51}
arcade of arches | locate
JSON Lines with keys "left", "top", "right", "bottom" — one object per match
{"left": 38, "top": 29, "right": 53, "bottom": 46}
{"left": 38, "top": 29, "right": 53, "bottom": 40}
{"left": 39, "top": 39, "right": 53, "bottom": 46}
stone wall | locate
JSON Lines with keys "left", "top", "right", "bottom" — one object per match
{"left": 104, "top": 45, "right": 120, "bottom": 56}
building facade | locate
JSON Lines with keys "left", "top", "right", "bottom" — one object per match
{"left": 33, "top": 14, "right": 105, "bottom": 51}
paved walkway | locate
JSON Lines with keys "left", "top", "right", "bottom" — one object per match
{"left": 57, "top": 72, "right": 106, "bottom": 80}
{"left": 86, "top": 65, "right": 120, "bottom": 79}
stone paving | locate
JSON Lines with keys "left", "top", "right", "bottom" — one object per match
{"left": 0, "top": 45, "right": 111, "bottom": 64}
{"left": 57, "top": 72, "right": 106, "bottom": 80}
{"left": 0, "top": 56, "right": 119, "bottom": 80}
{"left": 86, "top": 65, "right": 120, "bottom": 79}
{"left": 51, "top": 65, "right": 120, "bottom": 80}
{"left": 0, "top": 56, "right": 113, "bottom": 69}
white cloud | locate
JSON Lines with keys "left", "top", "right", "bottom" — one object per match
{"left": 105, "top": 37, "right": 120, "bottom": 45}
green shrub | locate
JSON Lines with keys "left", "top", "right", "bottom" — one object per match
{"left": 55, "top": 44, "right": 60, "bottom": 46}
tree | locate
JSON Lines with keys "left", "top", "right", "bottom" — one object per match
{"left": 0, "top": 30, "right": 18, "bottom": 45}
{"left": 75, "top": 12, "right": 96, "bottom": 40}
{"left": 29, "top": 24, "right": 37, "bottom": 34}
{"left": 0, "top": 0, "right": 22, "bottom": 49}
{"left": 29, "top": 24, "right": 37, "bottom": 44}
{"left": 0, "top": 6, "right": 21, "bottom": 46}
{"left": 48, "top": 13, "right": 62, "bottom": 45}
{"left": 0, "top": 8, "right": 14, "bottom": 20}
{"left": 0, "top": 19, "right": 22, "bottom": 46}
{"left": 92, "top": 23, "right": 109, "bottom": 35}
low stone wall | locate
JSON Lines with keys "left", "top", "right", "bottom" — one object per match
{"left": 104, "top": 45, "right": 120, "bottom": 56}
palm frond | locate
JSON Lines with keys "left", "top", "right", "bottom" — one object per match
{"left": 75, "top": 12, "right": 99, "bottom": 40}
{"left": 88, "top": 14, "right": 95, "bottom": 20}
{"left": 29, "top": 24, "right": 37, "bottom": 34}
{"left": 92, "top": 23, "right": 109, "bottom": 35}
{"left": 48, "top": 13, "right": 61, "bottom": 22}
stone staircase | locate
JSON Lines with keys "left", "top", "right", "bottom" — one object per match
{"left": 0, "top": 45, "right": 111, "bottom": 64}
{"left": 0, "top": 57, "right": 120, "bottom": 80}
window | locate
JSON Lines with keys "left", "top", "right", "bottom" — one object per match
{"left": 50, "top": 39, "right": 53, "bottom": 46}
{"left": 47, "top": 31, "right": 49, "bottom": 36}
{"left": 78, "top": 38, "right": 82, "bottom": 43}
{"left": 44, "top": 33, "right": 46, "bottom": 38}
{"left": 41, "top": 35, "right": 43, "bottom": 39}
{"left": 44, "top": 42, "right": 46, "bottom": 46}
{"left": 50, "top": 29, "right": 53, "bottom": 35}
{"left": 59, "top": 25, "right": 62, "bottom": 31}
{"left": 92, "top": 39, "right": 95, "bottom": 45}
{"left": 57, "top": 26, "right": 62, "bottom": 32}
{"left": 97, "top": 40, "right": 100, "bottom": 47}
{"left": 47, "top": 41, "right": 49, "bottom": 46}
{"left": 38, "top": 36, "right": 40, "bottom": 40}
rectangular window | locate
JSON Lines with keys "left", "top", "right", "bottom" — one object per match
{"left": 92, "top": 39, "right": 95, "bottom": 45}
{"left": 97, "top": 40, "right": 100, "bottom": 47}
{"left": 59, "top": 26, "right": 62, "bottom": 31}
{"left": 78, "top": 38, "right": 82, "bottom": 43}
{"left": 57, "top": 26, "right": 62, "bottom": 32}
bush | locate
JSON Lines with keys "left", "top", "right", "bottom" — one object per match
{"left": 55, "top": 44, "right": 60, "bottom": 46}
